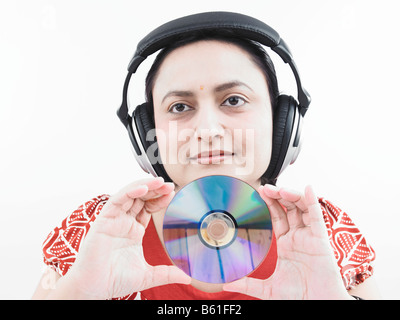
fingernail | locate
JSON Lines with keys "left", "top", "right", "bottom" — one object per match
{"left": 263, "top": 184, "right": 279, "bottom": 191}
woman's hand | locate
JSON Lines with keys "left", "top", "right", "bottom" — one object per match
{"left": 223, "top": 185, "right": 351, "bottom": 300}
{"left": 65, "top": 177, "right": 191, "bottom": 299}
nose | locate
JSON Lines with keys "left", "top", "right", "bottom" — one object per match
{"left": 193, "top": 104, "right": 225, "bottom": 142}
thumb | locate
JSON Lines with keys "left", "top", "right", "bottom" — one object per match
{"left": 143, "top": 265, "right": 192, "bottom": 290}
{"left": 223, "top": 276, "right": 270, "bottom": 299}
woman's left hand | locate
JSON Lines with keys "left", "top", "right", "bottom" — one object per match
{"left": 223, "top": 185, "right": 352, "bottom": 300}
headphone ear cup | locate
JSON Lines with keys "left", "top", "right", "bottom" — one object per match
{"left": 264, "top": 94, "right": 297, "bottom": 182}
{"left": 133, "top": 103, "right": 173, "bottom": 182}
{"left": 134, "top": 102, "right": 155, "bottom": 152}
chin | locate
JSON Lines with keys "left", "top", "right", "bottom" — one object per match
{"left": 168, "top": 164, "right": 260, "bottom": 189}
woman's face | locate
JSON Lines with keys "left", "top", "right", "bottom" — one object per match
{"left": 152, "top": 40, "right": 273, "bottom": 190}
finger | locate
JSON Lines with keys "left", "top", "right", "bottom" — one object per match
{"left": 136, "top": 207, "right": 152, "bottom": 229}
{"left": 262, "top": 185, "right": 296, "bottom": 211}
{"left": 127, "top": 184, "right": 175, "bottom": 222}
{"left": 261, "top": 184, "right": 281, "bottom": 199}
{"left": 127, "top": 190, "right": 175, "bottom": 224}
{"left": 144, "top": 265, "right": 192, "bottom": 290}
{"left": 278, "top": 188, "right": 307, "bottom": 229}
{"left": 130, "top": 190, "right": 175, "bottom": 225}
{"left": 136, "top": 182, "right": 175, "bottom": 202}
{"left": 279, "top": 188, "right": 312, "bottom": 226}
{"left": 126, "top": 177, "right": 167, "bottom": 199}
{"left": 153, "top": 182, "right": 175, "bottom": 195}
{"left": 143, "top": 190, "right": 175, "bottom": 214}
{"left": 258, "top": 185, "right": 289, "bottom": 238}
{"left": 101, "top": 184, "right": 149, "bottom": 218}
{"left": 108, "top": 177, "right": 164, "bottom": 209}
{"left": 279, "top": 188, "right": 308, "bottom": 212}
{"left": 113, "top": 177, "right": 169, "bottom": 216}
{"left": 223, "top": 277, "right": 268, "bottom": 300}
{"left": 304, "top": 185, "right": 326, "bottom": 239}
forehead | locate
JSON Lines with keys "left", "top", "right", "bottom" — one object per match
{"left": 153, "top": 40, "right": 267, "bottom": 92}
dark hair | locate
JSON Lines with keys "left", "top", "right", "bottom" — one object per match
{"left": 144, "top": 29, "right": 279, "bottom": 185}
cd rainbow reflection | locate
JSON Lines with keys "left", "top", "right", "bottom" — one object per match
{"left": 163, "top": 175, "right": 272, "bottom": 283}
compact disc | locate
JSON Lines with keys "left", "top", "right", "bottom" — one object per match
{"left": 162, "top": 175, "right": 272, "bottom": 284}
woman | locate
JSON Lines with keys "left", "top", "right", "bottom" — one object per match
{"left": 32, "top": 14, "right": 378, "bottom": 300}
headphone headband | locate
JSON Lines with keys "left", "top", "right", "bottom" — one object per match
{"left": 128, "top": 11, "right": 281, "bottom": 72}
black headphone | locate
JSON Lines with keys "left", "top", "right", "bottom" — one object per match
{"left": 117, "top": 11, "right": 311, "bottom": 183}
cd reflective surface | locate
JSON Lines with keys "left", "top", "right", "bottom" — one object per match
{"left": 163, "top": 175, "right": 272, "bottom": 284}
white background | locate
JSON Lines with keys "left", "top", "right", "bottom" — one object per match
{"left": 1, "top": 0, "right": 399, "bottom": 299}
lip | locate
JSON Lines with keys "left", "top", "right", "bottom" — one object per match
{"left": 190, "top": 150, "right": 234, "bottom": 164}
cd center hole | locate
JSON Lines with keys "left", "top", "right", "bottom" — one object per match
{"left": 207, "top": 219, "right": 228, "bottom": 240}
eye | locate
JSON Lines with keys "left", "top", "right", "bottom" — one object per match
{"left": 168, "top": 103, "right": 192, "bottom": 114}
{"left": 222, "top": 96, "right": 247, "bottom": 107}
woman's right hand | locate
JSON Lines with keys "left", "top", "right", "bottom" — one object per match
{"left": 64, "top": 177, "right": 191, "bottom": 299}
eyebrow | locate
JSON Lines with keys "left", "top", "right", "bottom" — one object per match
{"left": 161, "top": 81, "right": 253, "bottom": 104}
{"left": 214, "top": 81, "right": 254, "bottom": 93}
{"left": 161, "top": 90, "right": 194, "bottom": 104}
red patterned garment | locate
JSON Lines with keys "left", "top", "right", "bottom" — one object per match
{"left": 42, "top": 194, "right": 375, "bottom": 299}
